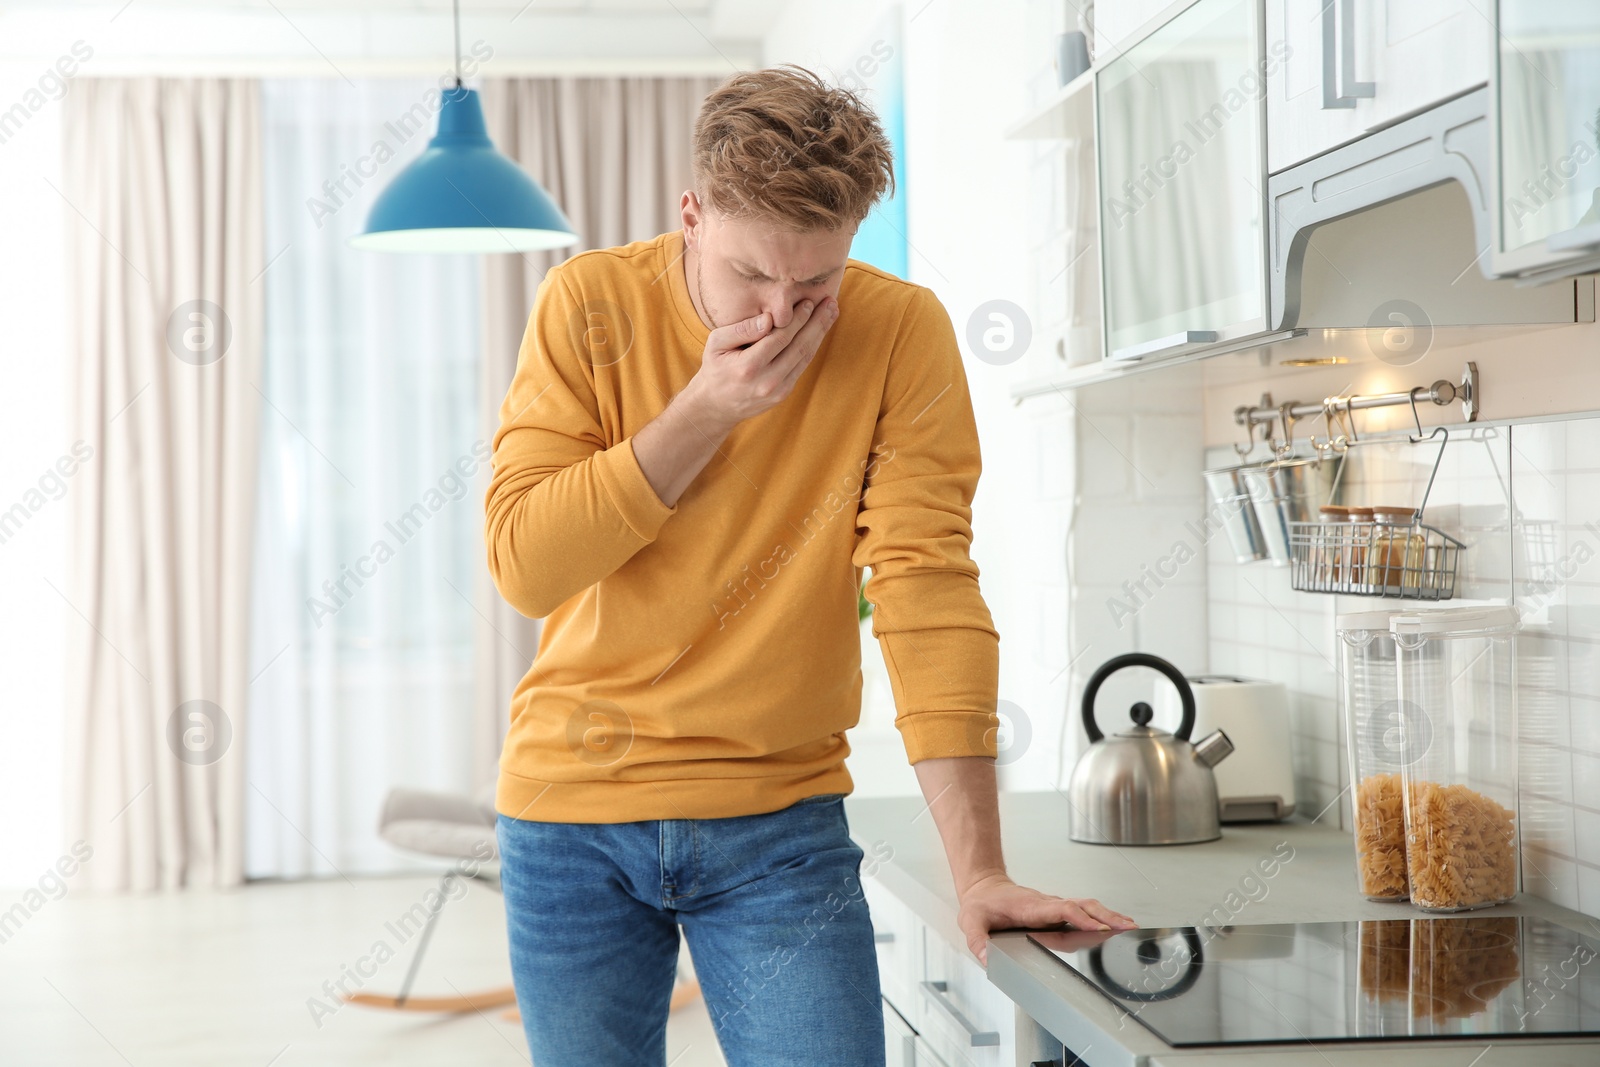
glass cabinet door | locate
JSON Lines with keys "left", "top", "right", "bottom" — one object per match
{"left": 1493, "top": 0, "right": 1600, "bottom": 278}
{"left": 1096, "top": 0, "right": 1267, "bottom": 362}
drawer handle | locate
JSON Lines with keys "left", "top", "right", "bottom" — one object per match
{"left": 874, "top": 931, "right": 895, "bottom": 944}
{"left": 1321, "top": 0, "right": 1374, "bottom": 110}
{"left": 919, "top": 980, "right": 1000, "bottom": 1047}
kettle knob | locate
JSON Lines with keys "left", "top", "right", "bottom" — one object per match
{"left": 1130, "top": 702, "right": 1153, "bottom": 726}
{"left": 1081, "top": 653, "right": 1196, "bottom": 743}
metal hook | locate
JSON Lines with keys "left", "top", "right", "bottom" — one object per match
{"left": 1261, "top": 414, "right": 1278, "bottom": 458}
{"left": 1324, "top": 396, "right": 1355, "bottom": 453}
{"left": 1233, "top": 408, "right": 1258, "bottom": 461}
{"left": 1276, "top": 401, "right": 1297, "bottom": 461}
{"left": 1328, "top": 399, "right": 1350, "bottom": 453}
{"left": 1414, "top": 424, "right": 1450, "bottom": 518}
{"left": 1307, "top": 398, "right": 1336, "bottom": 456}
{"left": 1407, "top": 387, "right": 1427, "bottom": 443}
{"left": 1245, "top": 393, "right": 1278, "bottom": 458}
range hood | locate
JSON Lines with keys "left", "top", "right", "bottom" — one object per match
{"left": 1269, "top": 88, "right": 1593, "bottom": 338}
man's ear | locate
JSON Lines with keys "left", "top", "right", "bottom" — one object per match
{"left": 680, "top": 190, "right": 703, "bottom": 249}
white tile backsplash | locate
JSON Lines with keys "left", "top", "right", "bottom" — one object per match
{"left": 1188, "top": 418, "right": 1600, "bottom": 919}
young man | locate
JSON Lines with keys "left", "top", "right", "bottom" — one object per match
{"left": 485, "top": 64, "right": 1136, "bottom": 1065}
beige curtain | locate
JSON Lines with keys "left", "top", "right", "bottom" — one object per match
{"left": 472, "top": 76, "right": 720, "bottom": 785}
{"left": 61, "top": 79, "right": 263, "bottom": 891}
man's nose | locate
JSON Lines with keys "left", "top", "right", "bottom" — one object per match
{"left": 768, "top": 293, "right": 808, "bottom": 330}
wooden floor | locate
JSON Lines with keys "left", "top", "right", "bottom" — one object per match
{"left": 0, "top": 872, "right": 727, "bottom": 1066}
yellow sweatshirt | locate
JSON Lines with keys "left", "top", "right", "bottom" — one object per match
{"left": 485, "top": 228, "right": 999, "bottom": 823}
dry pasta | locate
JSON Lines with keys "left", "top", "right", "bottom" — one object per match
{"left": 1404, "top": 780, "right": 1517, "bottom": 910}
{"left": 1357, "top": 919, "right": 1411, "bottom": 1003}
{"left": 1354, "top": 773, "right": 1409, "bottom": 899}
{"left": 1410, "top": 916, "right": 1521, "bottom": 1020}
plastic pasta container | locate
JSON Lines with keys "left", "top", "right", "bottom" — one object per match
{"left": 1391, "top": 606, "right": 1521, "bottom": 912}
{"left": 1407, "top": 915, "right": 1523, "bottom": 1031}
{"left": 1338, "top": 610, "right": 1409, "bottom": 901}
{"left": 1354, "top": 919, "right": 1411, "bottom": 1036}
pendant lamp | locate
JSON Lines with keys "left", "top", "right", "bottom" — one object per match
{"left": 350, "top": 1, "right": 578, "bottom": 253}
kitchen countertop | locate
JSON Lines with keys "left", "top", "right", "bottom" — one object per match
{"left": 843, "top": 789, "right": 1600, "bottom": 1067}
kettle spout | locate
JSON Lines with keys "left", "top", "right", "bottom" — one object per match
{"left": 1192, "top": 729, "right": 1234, "bottom": 768}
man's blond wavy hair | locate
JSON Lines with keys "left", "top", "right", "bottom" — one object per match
{"left": 690, "top": 64, "right": 895, "bottom": 232}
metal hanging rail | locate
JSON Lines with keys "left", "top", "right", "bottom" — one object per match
{"left": 1234, "top": 362, "right": 1477, "bottom": 435}
{"left": 1223, "top": 365, "right": 1480, "bottom": 602}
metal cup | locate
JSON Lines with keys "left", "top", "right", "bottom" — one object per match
{"left": 1241, "top": 455, "right": 1344, "bottom": 567}
{"left": 1202, "top": 464, "right": 1268, "bottom": 563}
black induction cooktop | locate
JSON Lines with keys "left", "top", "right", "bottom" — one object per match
{"left": 1029, "top": 916, "right": 1600, "bottom": 1047}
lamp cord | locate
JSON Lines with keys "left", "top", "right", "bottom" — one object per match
{"left": 453, "top": 0, "right": 462, "bottom": 88}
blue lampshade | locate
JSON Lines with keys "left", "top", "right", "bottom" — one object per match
{"left": 350, "top": 86, "right": 578, "bottom": 253}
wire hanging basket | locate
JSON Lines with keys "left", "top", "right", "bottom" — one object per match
{"left": 1287, "top": 427, "right": 1464, "bottom": 601}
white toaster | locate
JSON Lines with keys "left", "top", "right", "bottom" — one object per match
{"left": 1156, "top": 675, "right": 1296, "bottom": 822}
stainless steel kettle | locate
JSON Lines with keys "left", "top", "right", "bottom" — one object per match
{"left": 1067, "top": 653, "right": 1235, "bottom": 846}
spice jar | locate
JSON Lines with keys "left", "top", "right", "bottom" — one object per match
{"left": 1371, "top": 506, "right": 1423, "bottom": 595}
{"left": 1338, "top": 610, "right": 1409, "bottom": 901}
{"left": 1347, "top": 506, "right": 1375, "bottom": 589}
{"left": 1392, "top": 606, "right": 1521, "bottom": 912}
{"left": 1317, "top": 505, "right": 1352, "bottom": 586}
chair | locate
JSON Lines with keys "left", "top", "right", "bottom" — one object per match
{"left": 345, "top": 781, "right": 700, "bottom": 1018}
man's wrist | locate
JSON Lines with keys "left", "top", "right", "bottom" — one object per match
{"left": 671, "top": 378, "right": 736, "bottom": 441}
{"left": 957, "top": 866, "right": 1012, "bottom": 901}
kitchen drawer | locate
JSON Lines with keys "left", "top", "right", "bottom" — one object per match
{"left": 884, "top": 996, "right": 917, "bottom": 1067}
{"left": 919, "top": 926, "right": 1015, "bottom": 1067}
{"left": 912, "top": 1032, "right": 951, "bottom": 1067}
{"left": 863, "top": 876, "right": 921, "bottom": 1023}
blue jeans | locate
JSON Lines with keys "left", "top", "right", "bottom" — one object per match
{"left": 496, "top": 793, "right": 887, "bottom": 1066}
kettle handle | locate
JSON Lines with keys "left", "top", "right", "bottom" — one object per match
{"left": 1081, "top": 653, "right": 1196, "bottom": 744}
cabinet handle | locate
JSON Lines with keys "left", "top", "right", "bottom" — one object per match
{"left": 919, "top": 980, "right": 1001, "bottom": 1047}
{"left": 1109, "top": 329, "right": 1218, "bottom": 362}
{"left": 874, "top": 931, "right": 895, "bottom": 944}
{"left": 1321, "top": 0, "right": 1375, "bottom": 110}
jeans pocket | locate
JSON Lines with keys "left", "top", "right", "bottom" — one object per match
{"left": 796, "top": 791, "right": 847, "bottom": 806}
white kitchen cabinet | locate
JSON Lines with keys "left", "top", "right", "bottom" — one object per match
{"left": 1096, "top": 0, "right": 1268, "bottom": 363}
{"left": 1093, "top": 0, "right": 1187, "bottom": 56}
{"left": 1017, "top": 80, "right": 1102, "bottom": 387}
{"left": 912, "top": 1034, "right": 952, "bottom": 1067}
{"left": 864, "top": 872, "right": 1021, "bottom": 1067}
{"left": 1266, "top": 0, "right": 1492, "bottom": 174}
{"left": 885, "top": 997, "right": 917, "bottom": 1067}
{"left": 1489, "top": 0, "right": 1600, "bottom": 282}
{"left": 920, "top": 925, "right": 1017, "bottom": 1067}
{"left": 863, "top": 876, "right": 923, "bottom": 1027}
